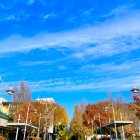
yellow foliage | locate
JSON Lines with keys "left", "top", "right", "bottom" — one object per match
{"left": 54, "top": 106, "right": 70, "bottom": 125}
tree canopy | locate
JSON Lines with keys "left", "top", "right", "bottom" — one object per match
{"left": 13, "top": 80, "right": 32, "bottom": 102}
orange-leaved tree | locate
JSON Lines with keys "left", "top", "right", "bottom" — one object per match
{"left": 83, "top": 101, "right": 111, "bottom": 127}
{"left": 131, "top": 91, "right": 140, "bottom": 119}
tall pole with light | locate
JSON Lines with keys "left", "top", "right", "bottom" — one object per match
{"left": 88, "top": 119, "right": 94, "bottom": 138}
{"left": 0, "top": 76, "right": 14, "bottom": 113}
{"left": 105, "top": 101, "right": 118, "bottom": 140}
{"left": 15, "top": 114, "right": 21, "bottom": 140}
{"left": 94, "top": 113, "right": 102, "bottom": 140}
{"left": 120, "top": 112, "right": 125, "bottom": 140}
{"left": 131, "top": 86, "right": 140, "bottom": 137}
{"left": 38, "top": 113, "right": 42, "bottom": 137}
{"left": 0, "top": 76, "right": 14, "bottom": 95}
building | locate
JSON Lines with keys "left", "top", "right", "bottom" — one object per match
{"left": 0, "top": 97, "right": 12, "bottom": 126}
{"left": 35, "top": 97, "right": 55, "bottom": 104}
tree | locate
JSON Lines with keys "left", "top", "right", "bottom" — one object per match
{"left": 13, "top": 81, "right": 32, "bottom": 102}
{"left": 57, "top": 122, "right": 68, "bottom": 140}
{"left": 54, "top": 105, "right": 70, "bottom": 125}
{"left": 70, "top": 102, "right": 89, "bottom": 140}
{"left": 115, "top": 97, "right": 135, "bottom": 137}
{"left": 131, "top": 91, "right": 140, "bottom": 119}
{"left": 83, "top": 101, "right": 111, "bottom": 127}
{"left": 83, "top": 99, "right": 135, "bottom": 137}
{"left": 130, "top": 92, "right": 140, "bottom": 136}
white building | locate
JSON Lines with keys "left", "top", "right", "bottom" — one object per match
{"left": 0, "top": 97, "right": 7, "bottom": 103}
{"left": 35, "top": 97, "right": 55, "bottom": 104}
{"left": 0, "top": 97, "right": 12, "bottom": 127}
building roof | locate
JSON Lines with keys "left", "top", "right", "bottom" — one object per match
{"left": 36, "top": 97, "right": 55, "bottom": 104}
{"left": 0, "top": 111, "right": 13, "bottom": 121}
{"left": 7, "top": 123, "right": 38, "bottom": 129}
{"left": 0, "top": 97, "right": 7, "bottom": 103}
{"left": 102, "top": 121, "right": 133, "bottom": 128}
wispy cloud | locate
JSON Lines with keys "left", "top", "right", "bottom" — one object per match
{"left": 0, "top": 15, "right": 17, "bottom": 22}
{"left": 18, "top": 61, "right": 50, "bottom": 66}
{"left": 27, "top": 74, "right": 140, "bottom": 93}
{"left": 0, "top": 10, "right": 139, "bottom": 59}
{"left": 81, "top": 59, "right": 140, "bottom": 76}
{"left": 27, "top": 0, "right": 36, "bottom": 5}
{"left": 20, "top": 58, "right": 140, "bottom": 93}
{"left": 81, "top": 8, "right": 94, "bottom": 19}
{"left": 102, "top": 4, "right": 134, "bottom": 18}
{"left": 43, "top": 13, "right": 56, "bottom": 20}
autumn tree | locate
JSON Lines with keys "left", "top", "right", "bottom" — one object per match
{"left": 54, "top": 105, "right": 70, "bottom": 125}
{"left": 70, "top": 102, "right": 89, "bottom": 140}
{"left": 115, "top": 97, "right": 135, "bottom": 137}
{"left": 13, "top": 80, "right": 32, "bottom": 102}
{"left": 83, "top": 101, "right": 111, "bottom": 127}
{"left": 56, "top": 122, "right": 68, "bottom": 140}
{"left": 9, "top": 81, "right": 32, "bottom": 124}
{"left": 53, "top": 105, "right": 70, "bottom": 139}
{"left": 83, "top": 98, "right": 135, "bottom": 137}
{"left": 131, "top": 91, "right": 140, "bottom": 119}
{"left": 130, "top": 91, "right": 140, "bottom": 136}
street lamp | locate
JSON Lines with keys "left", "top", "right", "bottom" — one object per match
{"left": 15, "top": 114, "right": 21, "bottom": 140}
{"left": 38, "top": 113, "right": 42, "bottom": 137}
{"left": 23, "top": 103, "right": 37, "bottom": 140}
{"left": 0, "top": 76, "right": 14, "bottom": 112}
{"left": 88, "top": 120, "right": 94, "bottom": 138}
{"left": 131, "top": 86, "right": 139, "bottom": 94}
{"left": 0, "top": 76, "right": 14, "bottom": 95}
{"left": 94, "top": 113, "right": 102, "bottom": 140}
{"left": 120, "top": 112, "right": 126, "bottom": 140}
{"left": 36, "top": 105, "right": 57, "bottom": 139}
{"left": 105, "top": 101, "right": 118, "bottom": 140}
{"left": 131, "top": 86, "right": 140, "bottom": 137}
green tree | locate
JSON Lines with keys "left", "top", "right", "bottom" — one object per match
{"left": 57, "top": 122, "right": 68, "bottom": 140}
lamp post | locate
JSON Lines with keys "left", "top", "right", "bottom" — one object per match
{"left": 105, "top": 101, "right": 118, "bottom": 140}
{"left": 23, "top": 103, "right": 37, "bottom": 140}
{"left": 91, "top": 120, "right": 94, "bottom": 137}
{"left": 131, "top": 86, "right": 139, "bottom": 94}
{"left": 120, "top": 112, "right": 125, "bottom": 140}
{"left": 131, "top": 86, "right": 140, "bottom": 137}
{"left": 0, "top": 76, "right": 14, "bottom": 95}
{"left": 94, "top": 113, "right": 102, "bottom": 140}
{"left": 38, "top": 113, "right": 42, "bottom": 137}
{"left": 88, "top": 120, "right": 94, "bottom": 138}
{"left": 0, "top": 76, "right": 14, "bottom": 113}
{"left": 15, "top": 114, "right": 20, "bottom": 140}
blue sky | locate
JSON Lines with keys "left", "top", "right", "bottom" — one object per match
{"left": 0, "top": 0, "right": 140, "bottom": 119}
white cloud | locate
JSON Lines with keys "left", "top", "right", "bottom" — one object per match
{"left": 27, "top": 0, "right": 36, "bottom": 5}
{"left": 18, "top": 61, "right": 50, "bottom": 66}
{"left": 44, "top": 14, "right": 56, "bottom": 20}
{"left": 0, "top": 15, "right": 17, "bottom": 22}
{"left": 81, "top": 60, "right": 140, "bottom": 77}
{"left": 26, "top": 74, "right": 140, "bottom": 93}
{"left": 19, "top": 59, "right": 140, "bottom": 93}
{"left": 0, "top": 11, "right": 140, "bottom": 59}
{"left": 102, "top": 4, "right": 134, "bottom": 18}
{"left": 1, "top": 59, "right": 140, "bottom": 94}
